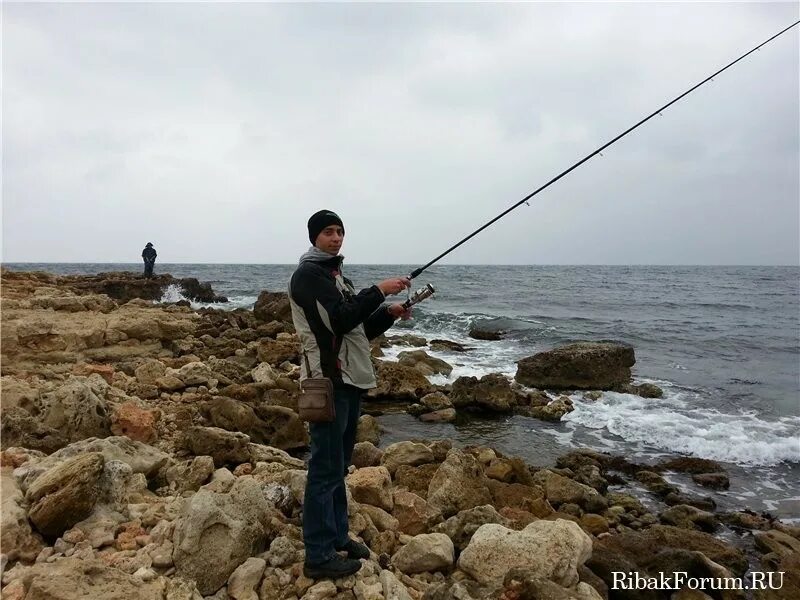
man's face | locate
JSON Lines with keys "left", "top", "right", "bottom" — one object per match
{"left": 315, "top": 225, "right": 344, "bottom": 255}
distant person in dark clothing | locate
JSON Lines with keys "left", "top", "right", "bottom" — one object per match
{"left": 142, "top": 243, "right": 157, "bottom": 278}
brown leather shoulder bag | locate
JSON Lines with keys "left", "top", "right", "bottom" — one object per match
{"left": 298, "top": 352, "right": 335, "bottom": 423}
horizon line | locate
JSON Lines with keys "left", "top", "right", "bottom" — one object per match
{"left": 3, "top": 261, "right": 799, "bottom": 268}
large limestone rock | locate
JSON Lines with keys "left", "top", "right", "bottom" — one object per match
{"left": 418, "top": 392, "right": 453, "bottom": 412}
{"left": 37, "top": 377, "right": 113, "bottom": 443}
{"left": 594, "top": 525, "right": 748, "bottom": 576}
{"left": 105, "top": 304, "right": 198, "bottom": 341}
{"left": 251, "top": 362, "right": 279, "bottom": 386}
{"left": 16, "top": 437, "right": 169, "bottom": 492}
{"left": 381, "top": 441, "right": 435, "bottom": 476}
{"left": 253, "top": 290, "right": 291, "bottom": 323}
{"left": 248, "top": 443, "right": 305, "bottom": 469}
{"left": 227, "top": 557, "right": 267, "bottom": 600}
{"left": 356, "top": 415, "right": 382, "bottom": 445}
{"left": 172, "top": 477, "right": 278, "bottom": 595}
{"left": 1, "top": 467, "right": 44, "bottom": 562}
{"left": 458, "top": 520, "right": 593, "bottom": 587}
{"left": 346, "top": 466, "right": 394, "bottom": 511}
{"left": 171, "top": 361, "right": 217, "bottom": 386}
{"left": 134, "top": 359, "right": 167, "bottom": 385}
{"left": 61, "top": 271, "right": 227, "bottom": 303}
{"left": 368, "top": 360, "right": 435, "bottom": 401}
{"left": 536, "top": 470, "right": 602, "bottom": 509}
{"left": 352, "top": 441, "right": 384, "bottom": 469}
{"left": 252, "top": 405, "right": 309, "bottom": 450}
{"left": 12, "top": 557, "right": 165, "bottom": 600}
{"left": 427, "top": 449, "right": 492, "bottom": 518}
{"left": 515, "top": 342, "right": 635, "bottom": 390}
{"left": 3, "top": 311, "right": 106, "bottom": 360}
{"left": 450, "top": 374, "right": 517, "bottom": 412}
{"left": 392, "top": 490, "right": 442, "bottom": 536}
{"left": 185, "top": 426, "right": 251, "bottom": 467}
{"left": 394, "top": 463, "right": 440, "bottom": 499}
{"left": 26, "top": 452, "right": 105, "bottom": 537}
{"left": 487, "top": 480, "right": 548, "bottom": 514}
{"left": 391, "top": 533, "right": 455, "bottom": 574}
{"left": 361, "top": 504, "right": 400, "bottom": 532}
{"left": 165, "top": 456, "right": 216, "bottom": 493}
{"left": 207, "top": 397, "right": 285, "bottom": 446}
{"left": 397, "top": 350, "right": 453, "bottom": 376}
{"left": 256, "top": 339, "right": 299, "bottom": 365}
{"left": 29, "top": 292, "right": 117, "bottom": 313}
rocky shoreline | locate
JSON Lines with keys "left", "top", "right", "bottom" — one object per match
{"left": 1, "top": 269, "right": 797, "bottom": 600}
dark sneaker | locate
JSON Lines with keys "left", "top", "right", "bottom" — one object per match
{"left": 336, "top": 538, "right": 370, "bottom": 560}
{"left": 303, "top": 555, "right": 362, "bottom": 579}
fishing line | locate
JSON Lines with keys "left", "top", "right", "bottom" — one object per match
{"left": 408, "top": 21, "right": 799, "bottom": 280}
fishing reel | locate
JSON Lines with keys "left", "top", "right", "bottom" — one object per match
{"left": 401, "top": 283, "right": 435, "bottom": 309}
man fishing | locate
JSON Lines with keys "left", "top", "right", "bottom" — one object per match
{"left": 288, "top": 209, "right": 411, "bottom": 579}
{"left": 141, "top": 242, "right": 157, "bottom": 278}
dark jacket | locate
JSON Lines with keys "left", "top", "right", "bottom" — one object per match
{"left": 142, "top": 247, "right": 157, "bottom": 261}
{"left": 289, "top": 248, "right": 394, "bottom": 389}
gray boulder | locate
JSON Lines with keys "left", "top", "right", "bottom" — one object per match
{"left": 450, "top": 374, "right": 516, "bottom": 412}
{"left": 515, "top": 342, "right": 635, "bottom": 390}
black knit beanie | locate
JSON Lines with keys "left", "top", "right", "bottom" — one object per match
{"left": 307, "top": 210, "right": 345, "bottom": 245}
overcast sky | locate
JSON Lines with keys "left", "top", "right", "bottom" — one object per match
{"left": 3, "top": 2, "right": 798, "bottom": 265}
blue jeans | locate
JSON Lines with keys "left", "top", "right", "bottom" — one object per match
{"left": 303, "top": 385, "right": 362, "bottom": 565}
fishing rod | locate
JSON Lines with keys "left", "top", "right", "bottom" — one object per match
{"left": 408, "top": 20, "right": 800, "bottom": 281}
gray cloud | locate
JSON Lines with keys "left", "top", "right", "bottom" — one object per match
{"left": 3, "top": 2, "right": 798, "bottom": 264}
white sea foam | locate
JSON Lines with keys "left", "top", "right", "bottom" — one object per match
{"left": 380, "top": 333, "right": 520, "bottom": 383}
{"left": 536, "top": 427, "right": 575, "bottom": 445}
{"left": 159, "top": 284, "right": 190, "bottom": 304}
{"left": 563, "top": 390, "right": 800, "bottom": 467}
{"left": 159, "top": 290, "right": 259, "bottom": 311}
{"left": 199, "top": 295, "right": 259, "bottom": 310}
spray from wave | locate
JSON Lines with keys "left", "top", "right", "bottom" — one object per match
{"left": 564, "top": 390, "right": 800, "bottom": 467}
{"left": 159, "top": 284, "right": 190, "bottom": 304}
{"left": 158, "top": 284, "right": 257, "bottom": 310}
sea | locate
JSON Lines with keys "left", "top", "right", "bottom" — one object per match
{"left": 5, "top": 263, "right": 800, "bottom": 521}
